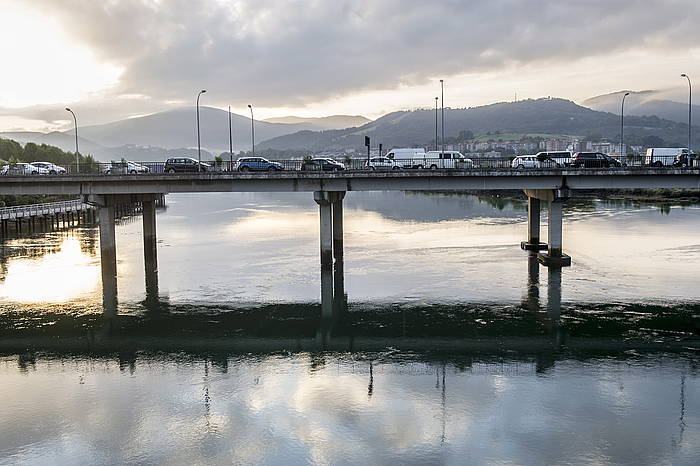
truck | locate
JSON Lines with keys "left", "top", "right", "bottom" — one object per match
{"left": 644, "top": 148, "right": 691, "bottom": 167}
{"left": 385, "top": 148, "right": 426, "bottom": 168}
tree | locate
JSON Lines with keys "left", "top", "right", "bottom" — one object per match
{"left": 642, "top": 135, "right": 665, "bottom": 147}
{"left": 457, "top": 130, "right": 474, "bottom": 141}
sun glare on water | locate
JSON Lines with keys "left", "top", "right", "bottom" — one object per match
{"left": 0, "top": 237, "right": 100, "bottom": 303}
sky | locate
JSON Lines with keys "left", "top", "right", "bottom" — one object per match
{"left": 1, "top": 0, "right": 699, "bottom": 132}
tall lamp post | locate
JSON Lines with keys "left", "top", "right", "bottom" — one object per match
{"left": 681, "top": 74, "right": 692, "bottom": 161}
{"left": 440, "top": 79, "right": 445, "bottom": 155}
{"left": 434, "top": 97, "right": 439, "bottom": 151}
{"left": 620, "top": 92, "right": 630, "bottom": 160}
{"left": 196, "top": 89, "right": 206, "bottom": 172}
{"left": 228, "top": 105, "right": 234, "bottom": 169}
{"left": 65, "top": 108, "right": 79, "bottom": 173}
{"left": 248, "top": 104, "right": 255, "bottom": 157}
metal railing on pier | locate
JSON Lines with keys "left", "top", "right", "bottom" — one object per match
{"left": 0, "top": 199, "right": 93, "bottom": 220}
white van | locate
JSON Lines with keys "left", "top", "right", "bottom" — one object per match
{"left": 385, "top": 148, "right": 426, "bottom": 168}
{"left": 645, "top": 148, "right": 689, "bottom": 167}
{"left": 412, "top": 151, "right": 474, "bottom": 169}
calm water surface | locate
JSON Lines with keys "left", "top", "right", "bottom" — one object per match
{"left": 0, "top": 192, "right": 698, "bottom": 464}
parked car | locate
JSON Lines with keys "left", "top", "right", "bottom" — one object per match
{"left": 412, "top": 151, "right": 474, "bottom": 169}
{"left": 385, "top": 148, "right": 426, "bottom": 168}
{"left": 673, "top": 152, "right": 696, "bottom": 168}
{"left": 104, "top": 161, "right": 150, "bottom": 174}
{"left": 301, "top": 158, "right": 345, "bottom": 171}
{"left": 164, "top": 157, "right": 211, "bottom": 173}
{"left": 232, "top": 157, "right": 283, "bottom": 172}
{"left": 30, "top": 161, "right": 66, "bottom": 174}
{"left": 645, "top": 147, "right": 690, "bottom": 167}
{"left": 365, "top": 157, "right": 401, "bottom": 170}
{"left": 3, "top": 162, "right": 49, "bottom": 175}
{"left": 571, "top": 152, "right": 623, "bottom": 168}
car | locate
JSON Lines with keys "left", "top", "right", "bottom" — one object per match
{"left": 412, "top": 151, "right": 474, "bottom": 169}
{"left": 30, "top": 161, "right": 66, "bottom": 174}
{"left": 104, "top": 161, "right": 150, "bottom": 174}
{"left": 534, "top": 151, "right": 572, "bottom": 167}
{"left": 232, "top": 157, "right": 283, "bottom": 172}
{"left": 301, "top": 158, "right": 345, "bottom": 171}
{"left": 164, "top": 157, "right": 211, "bottom": 173}
{"left": 571, "top": 152, "right": 622, "bottom": 168}
{"left": 511, "top": 155, "right": 542, "bottom": 169}
{"left": 3, "top": 162, "right": 49, "bottom": 175}
{"left": 365, "top": 157, "right": 400, "bottom": 170}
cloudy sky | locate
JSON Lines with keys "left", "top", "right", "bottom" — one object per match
{"left": 1, "top": 0, "right": 699, "bottom": 131}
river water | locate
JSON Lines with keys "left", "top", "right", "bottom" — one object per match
{"left": 0, "top": 192, "right": 698, "bottom": 464}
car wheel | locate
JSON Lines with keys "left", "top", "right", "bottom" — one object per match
{"left": 653, "top": 161, "right": 663, "bottom": 168}
{"left": 392, "top": 166, "right": 400, "bottom": 170}
{"left": 240, "top": 166, "right": 250, "bottom": 172}
{"left": 517, "top": 164, "right": 525, "bottom": 169}
{"left": 49, "top": 170, "right": 57, "bottom": 175}
{"left": 430, "top": 164, "right": 438, "bottom": 170}
{"left": 130, "top": 170, "right": 137, "bottom": 174}
{"left": 268, "top": 166, "right": 279, "bottom": 171}
{"left": 166, "top": 168, "right": 176, "bottom": 173}
{"left": 416, "top": 165, "right": 424, "bottom": 170}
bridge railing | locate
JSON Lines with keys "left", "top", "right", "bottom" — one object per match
{"left": 2, "top": 155, "right": 697, "bottom": 176}
{"left": 0, "top": 199, "right": 88, "bottom": 220}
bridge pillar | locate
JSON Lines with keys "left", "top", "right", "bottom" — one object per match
{"left": 538, "top": 197, "right": 571, "bottom": 267}
{"left": 314, "top": 192, "right": 333, "bottom": 269}
{"left": 314, "top": 191, "right": 346, "bottom": 269}
{"left": 142, "top": 198, "right": 159, "bottom": 303}
{"left": 331, "top": 193, "right": 345, "bottom": 261}
{"left": 98, "top": 204, "right": 118, "bottom": 316}
{"left": 521, "top": 197, "right": 547, "bottom": 251}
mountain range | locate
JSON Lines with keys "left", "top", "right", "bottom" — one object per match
{"left": 1, "top": 96, "right": 697, "bottom": 161}
{"left": 583, "top": 90, "right": 699, "bottom": 125}
{"left": 262, "top": 115, "right": 370, "bottom": 129}
{"left": 259, "top": 98, "right": 696, "bottom": 151}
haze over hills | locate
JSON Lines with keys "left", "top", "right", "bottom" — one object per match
{"left": 259, "top": 98, "right": 697, "bottom": 151}
{"left": 583, "top": 90, "right": 699, "bottom": 125}
{"left": 0, "top": 131, "right": 106, "bottom": 156}
{"left": 262, "top": 115, "right": 371, "bottom": 129}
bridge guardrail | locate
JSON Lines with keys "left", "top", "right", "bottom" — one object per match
{"left": 1, "top": 155, "right": 697, "bottom": 177}
{"left": 0, "top": 199, "right": 89, "bottom": 220}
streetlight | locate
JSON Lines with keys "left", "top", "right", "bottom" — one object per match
{"left": 440, "top": 79, "right": 445, "bottom": 155}
{"left": 65, "top": 108, "right": 79, "bottom": 173}
{"left": 620, "top": 92, "right": 630, "bottom": 160}
{"left": 228, "top": 105, "right": 234, "bottom": 169}
{"left": 434, "top": 97, "right": 439, "bottom": 151}
{"left": 681, "top": 74, "right": 692, "bottom": 161}
{"left": 248, "top": 104, "right": 255, "bottom": 157}
{"left": 196, "top": 89, "right": 206, "bottom": 172}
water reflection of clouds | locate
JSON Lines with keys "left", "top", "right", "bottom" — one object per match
{"left": 0, "top": 356, "right": 696, "bottom": 464}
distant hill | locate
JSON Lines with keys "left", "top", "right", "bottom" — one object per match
{"left": 0, "top": 131, "right": 105, "bottom": 157}
{"left": 583, "top": 90, "right": 700, "bottom": 125}
{"left": 65, "top": 106, "right": 329, "bottom": 154}
{"left": 259, "top": 98, "right": 696, "bottom": 151}
{"left": 262, "top": 115, "right": 371, "bottom": 129}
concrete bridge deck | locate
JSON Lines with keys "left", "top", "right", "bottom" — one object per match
{"left": 1, "top": 168, "right": 699, "bottom": 195}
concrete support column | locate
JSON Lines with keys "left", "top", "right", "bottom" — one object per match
{"left": 314, "top": 192, "right": 333, "bottom": 269}
{"left": 523, "top": 197, "right": 549, "bottom": 251}
{"left": 331, "top": 194, "right": 345, "bottom": 261}
{"left": 538, "top": 198, "right": 571, "bottom": 267}
{"left": 99, "top": 205, "right": 118, "bottom": 316}
{"left": 142, "top": 199, "right": 159, "bottom": 305}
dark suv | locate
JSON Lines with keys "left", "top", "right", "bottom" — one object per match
{"left": 571, "top": 152, "right": 622, "bottom": 168}
{"left": 164, "top": 157, "right": 210, "bottom": 173}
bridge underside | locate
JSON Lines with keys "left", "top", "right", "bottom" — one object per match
{"left": 0, "top": 169, "right": 699, "bottom": 195}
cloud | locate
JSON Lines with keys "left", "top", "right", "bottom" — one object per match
{"left": 3, "top": 0, "right": 700, "bottom": 127}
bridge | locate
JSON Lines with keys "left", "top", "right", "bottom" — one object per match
{"left": 2, "top": 168, "right": 699, "bottom": 313}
